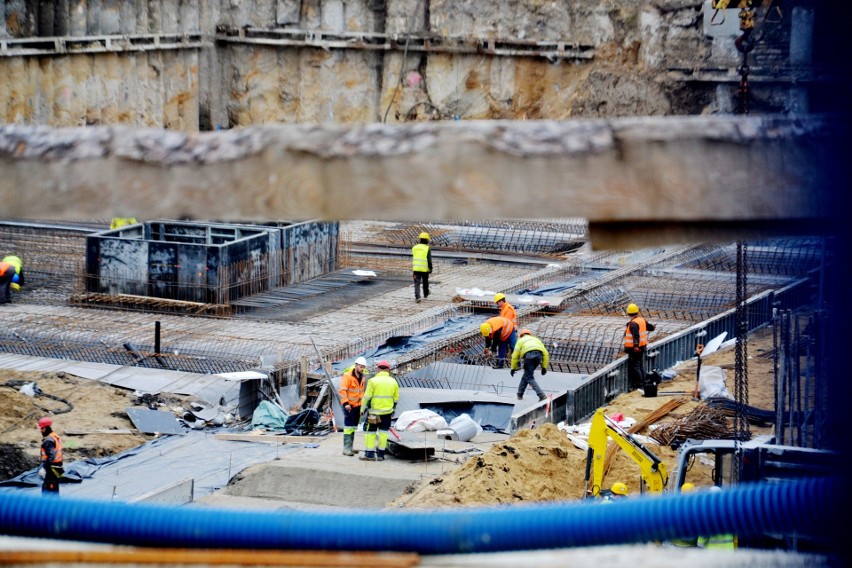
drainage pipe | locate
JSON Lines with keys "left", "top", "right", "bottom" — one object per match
{"left": 0, "top": 477, "right": 837, "bottom": 554}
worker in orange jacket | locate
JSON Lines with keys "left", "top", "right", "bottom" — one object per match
{"left": 624, "top": 303, "right": 656, "bottom": 390}
{"left": 480, "top": 316, "right": 518, "bottom": 369}
{"left": 494, "top": 293, "right": 517, "bottom": 324}
{"left": 38, "top": 417, "right": 64, "bottom": 495}
{"left": 338, "top": 357, "right": 369, "bottom": 457}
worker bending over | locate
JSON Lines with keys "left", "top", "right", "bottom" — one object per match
{"left": 339, "top": 357, "right": 369, "bottom": 457}
{"left": 359, "top": 360, "right": 399, "bottom": 462}
{"left": 509, "top": 328, "right": 549, "bottom": 401}
{"left": 480, "top": 316, "right": 517, "bottom": 369}
{"left": 0, "top": 255, "right": 24, "bottom": 304}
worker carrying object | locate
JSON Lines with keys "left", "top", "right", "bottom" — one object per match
{"left": 623, "top": 303, "right": 656, "bottom": 390}
{"left": 480, "top": 316, "right": 517, "bottom": 369}
{"left": 359, "top": 360, "right": 399, "bottom": 462}
{"left": 494, "top": 293, "right": 517, "bottom": 324}
{"left": 338, "top": 356, "right": 370, "bottom": 457}
{"left": 509, "top": 328, "right": 548, "bottom": 401}
{"left": 38, "top": 417, "right": 64, "bottom": 495}
{"left": 411, "top": 232, "right": 432, "bottom": 303}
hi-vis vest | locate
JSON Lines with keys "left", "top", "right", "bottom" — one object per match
{"left": 697, "top": 533, "right": 736, "bottom": 549}
{"left": 363, "top": 371, "right": 399, "bottom": 415}
{"left": 624, "top": 316, "right": 649, "bottom": 349}
{"left": 40, "top": 432, "right": 63, "bottom": 465}
{"left": 412, "top": 243, "right": 430, "bottom": 272}
{"left": 2, "top": 256, "right": 22, "bottom": 274}
{"left": 486, "top": 316, "right": 516, "bottom": 342}
{"left": 339, "top": 368, "right": 367, "bottom": 407}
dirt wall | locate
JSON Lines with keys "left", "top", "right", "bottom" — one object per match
{"left": 0, "top": 1, "right": 833, "bottom": 129}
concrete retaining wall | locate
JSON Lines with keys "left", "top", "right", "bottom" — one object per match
{"left": 0, "top": 1, "right": 833, "bottom": 129}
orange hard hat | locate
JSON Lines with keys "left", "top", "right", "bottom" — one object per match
{"left": 377, "top": 360, "right": 391, "bottom": 369}
{"left": 519, "top": 328, "right": 532, "bottom": 337}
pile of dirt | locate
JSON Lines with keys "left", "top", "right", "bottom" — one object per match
{"left": 0, "top": 370, "right": 153, "bottom": 478}
{"left": 392, "top": 324, "right": 780, "bottom": 509}
{"left": 0, "top": 443, "right": 39, "bottom": 480}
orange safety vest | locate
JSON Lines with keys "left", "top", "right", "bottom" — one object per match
{"left": 339, "top": 368, "right": 366, "bottom": 408}
{"left": 40, "top": 432, "right": 63, "bottom": 465}
{"left": 499, "top": 302, "right": 517, "bottom": 324}
{"left": 624, "top": 316, "right": 649, "bottom": 349}
{"left": 486, "top": 316, "right": 516, "bottom": 342}
{"left": 0, "top": 261, "right": 12, "bottom": 277}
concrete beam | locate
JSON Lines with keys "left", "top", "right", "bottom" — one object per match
{"left": 0, "top": 115, "right": 845, "bottom": 247}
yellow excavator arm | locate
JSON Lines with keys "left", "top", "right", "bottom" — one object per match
{"left": 584, "top": 408, "right": 668, "bottom": 497}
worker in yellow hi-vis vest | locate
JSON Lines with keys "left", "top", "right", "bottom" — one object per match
{"left": 411, "top": 232, "right": 432, "bottom": 303}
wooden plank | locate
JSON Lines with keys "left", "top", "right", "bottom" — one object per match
{"left": 0, "top": 549, "right": 420, "bottom": 567}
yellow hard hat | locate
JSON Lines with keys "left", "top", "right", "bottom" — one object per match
{"left": 480, "top": 322, "right": 492, "bottom": 337}
{"left": 419, "top": 232, "right": 430, "bottom": 241}
{"left": 681, "top": 482, "right": 696, "bottom": 493}
{"left": 10, "top": 283, "right": 20, "bottom": 292}
{"left": 494, "top": 293, "right": 506, "bottom": 303}
{"left": 611, "top": 482, "right": 629, "bottom": 496}
{"left": 626, "top": 303, "right": 639, "bottom": 315}
{"left": 519, "top": 328, "right": 532, "bottom": 337}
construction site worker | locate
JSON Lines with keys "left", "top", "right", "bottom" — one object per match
{"left": 38, "top": 417, "right": 64, "bottom": 495}
{"left": 359, "top": 360, "right": 399, "bottom": 462}
{"left": 411, "top": 232, "right": 432, "bottom": 303}
{"left": 697, "top": 487, "right": 737, "bottom": 550}
{"left": 480, "top": 316, "right": 517, "bottom": 369}
{"left": 600, "top": 482, "right": 629, "bottom": 503}
{"left": 494, "top": 293, "right": 517, "bottom": 324}
{"left": 110, "top": 217, "right": 138, "bottom": 229}
{"left": 509, "top": 329, "right": 548, "bottom": 401}
{"left": 0, "top": 258, "right": 17, "bottom": 304}
{"left": 670, "top": 483, "right": 699, "bottom": 546}
{"left": 624, "top": 303, "right": 656, "bottom": 390}
{"left": 339, "top": 356, "right": 369, "bottom": 457}
{"left": 2, "top": 255, "right": 24, "bottom": 294}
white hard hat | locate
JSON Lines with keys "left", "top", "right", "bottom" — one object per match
{"left": 355, "top": 357, "right": 368, "bottom": 366}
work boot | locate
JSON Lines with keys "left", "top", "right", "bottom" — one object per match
{"left": 538, "top": 394, "right": 548, "bottom": 402}
{"left": 342, "top": 433, "right": 354, "bottom": 456}
{"left": 376, "top": 449, "right": 385, "bottom": 462}
{"left": 359, "top": 450, "right": 375, "bottom": 461}
{"left": 516, "top": 394, "right": 523, "bottom": 401}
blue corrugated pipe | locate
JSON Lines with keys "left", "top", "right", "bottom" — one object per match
{"left": 0, "top": 477, "right": 838, "bottom": 554}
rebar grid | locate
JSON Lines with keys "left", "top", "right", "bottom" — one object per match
{"left": 343, "top": 219, "right": 588, "bottom": 255}
{"left": 668, "top": 238, "right": 826, "bottom": 276}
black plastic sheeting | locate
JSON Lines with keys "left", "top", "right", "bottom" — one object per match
{"left": 331, "top": 315, "right": 480, "bottom": 373}
{"left": 0, "top": 431, "right": 288, "bottom": 502}
{"left": 515, "top": 272, "right": 605, "bottom": 296}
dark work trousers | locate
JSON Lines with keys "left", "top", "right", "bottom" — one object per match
{"left": 494, "top": 330, "right": 518, "bottom": 368}
{"left": 342, "top": 404, "right": 361, "bottom": 428}
{"left": 42, "top": 465, "right": 62, "bottom": 495}
{"left": 413, "top": 272, "right": 430, "bottom": 300}
{"left": 518, "top": 351, "right": 546, "bottom": 399}
{"left": 0, "top": 270, "right": 13, "bottom": 303}
{"left": 627, "top": 349, "right": 647, "bottom": 389}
